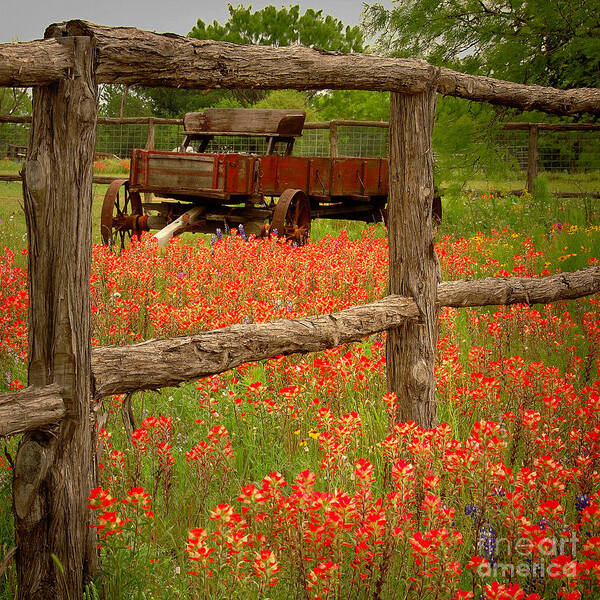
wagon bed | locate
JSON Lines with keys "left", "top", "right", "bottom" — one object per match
{"left": 129, "top": 149, "right": 388, "bottom": 202}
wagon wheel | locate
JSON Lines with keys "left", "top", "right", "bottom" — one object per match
{"left": 101, "top": 179, "right": 143, "bottom": 249}
{"left": 270, "top": 189, "right": 311, "bottom": 245}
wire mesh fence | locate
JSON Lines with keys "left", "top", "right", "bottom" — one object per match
{"left": 190, "top": 126, "right": 388, "bottom": 157}
{"left": 496, "top": 129, "right": 600, "bottom": 173}
{"left": 334, "top": 125, "right": 389, "bottom": 158}
{"left": 0, "top": 120, "right": 391, "bottom": 159}
{"left": 1, "top": 118, "right": 598, "bottom": 178}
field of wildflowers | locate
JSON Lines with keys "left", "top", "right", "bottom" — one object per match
{"left": 1, "top": 185, "right": 600, "bottom": 599}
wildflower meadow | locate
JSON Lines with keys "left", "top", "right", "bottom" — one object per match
{"left": 1, "top": 187, "right": 600, "bottom": 599}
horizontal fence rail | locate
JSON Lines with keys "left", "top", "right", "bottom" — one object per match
{"left": 1, "top": 265, "right": 598, "bottom": 429}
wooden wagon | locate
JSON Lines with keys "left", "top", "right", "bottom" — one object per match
{"left": 101, "top": 108, "right": 389, "bottom": 247}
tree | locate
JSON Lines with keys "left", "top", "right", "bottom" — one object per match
{"left": 312, "top": 90, "right": 390, "bottom": 121}
{"left": 0, "top": 88, "right": 30, "bottom": 116}
{"left": 363, "top": 0, "right": 600, "bottom": 185}
{"left": 363, "top": 0, "right": 600, "bottom": 88}
{"left": 191, "top": 4, "right": 364, "bottom": 51}
{"left": 138, "top": 87, "right": 227, "bottom": 119}
{"left": 189, "top": 4, "right": 365, "bottom": 106}
{"left": 99, "top": 85, "right": 153, "bottom": 118}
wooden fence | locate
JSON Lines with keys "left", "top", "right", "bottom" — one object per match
{"left": 1, "top": 19, "right": 600, "bottom": 599}
{"left": 2, "top": 114, "right": 598, "bottom": 195}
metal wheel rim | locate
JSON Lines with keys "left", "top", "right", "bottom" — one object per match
{"left": 100, "top": 179, "right": 142, "bottom": 249}
{"left": 270, "top": 188, "right": 311, "bottom": 245}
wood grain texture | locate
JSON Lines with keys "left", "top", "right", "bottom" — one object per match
{"left": 90, "top": 266, "right": 600, "bottom": 399}
{"left": 386, "top": 90, "right": 439, "bottom": 428}
{"left": 0, "top": 38, "right": 75, "bottom": 86}
{"left": 13, "top": 33, "right": 97, "bottom": 600}
{"left": 0, "top": 384, "right": 64, "bottom": 437}
{"left": 438, "top": 267, "right": 600, "bottom": 307}
{"left": 504, "top": 122, "right": 600, "bottom": 131}
{"left": 436, "top": 69, "right": 600, "bottom": 115}
{"left": 527, "top": 125, "right": 539, "bottom": 193}
{"left": 0, "top": 173, "right": 123, "bottom": 184}
{"left": 183, "top": 109, "right": 305, "bottom": 136}
{"left": 92, "top": 295, "right": 421, "bottom": 397}
{"left": 37, "top": 20, "right": 600, "bottom": 115}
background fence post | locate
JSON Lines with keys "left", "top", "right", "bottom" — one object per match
{"left": 386, "top": 90, "right": 439, "bottom": 428}
{"left": 527, "top": 123, "right": 539, "bottom": 194}
{"left": 329, "top": 121, "right": 338, "bottom": 157}
{"left": 12, "top": 33, "right": 97, "bottom": 599}
{"left": 144, "top": 117, "right": 155, "bottom": 204}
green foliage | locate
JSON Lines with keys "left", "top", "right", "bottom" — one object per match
{"left": 363, "top": 1, "right": 600, "bottom": 187}
{"left": 137, "top": 88, "right": 227, "bottom": 118}
{"left": 433, "top": 96, "right": 511, "bottom": 183}
{"left": 254, "top": 90, "right": 322, "bottom": 121}
{"left": 82, "top": 582, "right": 100, "bottom": 600}
{"left": 364, "top": 0, "right": 600, "bottom": 88}
{"left": 0, "top": 89, "right": 31, "bottom": 116}
{"left": 190, "top": 4, "right": 364, "bottom": 52}
{"left": 99, "top": 86, "right": 153, "bottom": 118}
{"left": 187, "top": 4, "right": 366, "bottom": 110}
{"left": 311, "top": 90, "right": 390, "bottom": 121}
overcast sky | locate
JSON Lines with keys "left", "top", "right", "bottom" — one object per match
{"left": 1, "top": 0, "right": 388, "bottom": 43}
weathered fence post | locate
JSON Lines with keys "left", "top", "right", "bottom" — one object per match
{"left": 527, "top": 124, "right": 539, "bottom": 194}
{"left": 329, "top": 121, "right": 339, "bottom": 157}
{"left": 145, "top": 116, "right": 155, "bottom": 150}
{"left": 13, "top": 33, "right": 98, "bottom": 599}
{"left": 386, "top": 90, "right": 439, "bottom": 428}
{"left": 144, "top": 117, "right": 155, "bottom": 203}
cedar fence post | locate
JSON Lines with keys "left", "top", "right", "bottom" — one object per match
{"left": 386, "top": 90, "right": 439, "bottom": 428}
{"left": 329, "top": 121, "right": 339, "bottom": 157}
{"left": 527, "top": 124, "right": 539, "bottom": 194}
{"left": 144, "top": 117, "right": 155, "bottom": 203}
{"left": 12, "top": 33, "right": 98, "bottom": 599}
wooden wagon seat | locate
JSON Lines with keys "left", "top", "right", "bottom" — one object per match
{"left": 180, "top": 108, "right": 306, "bottom": 155}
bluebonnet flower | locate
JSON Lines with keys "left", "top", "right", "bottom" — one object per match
{"left": 238, "top": 224, "right": 247, "bottom": 241}
{"left": 478, "top": 523, "right": 497, "bottom": 566}
{"left": 464, "top": 504, "right": 479, "bottom": 518}
{"left": 576, "top": 493, "right": 590, "bottom": 512}
{"left": 215, "top": 228, "right": 223, "bottom": 240}
{"left": 271, "top": 228, "right": 278, "bottom": 237}
{"left": 537, "top": 519, "right": 547, "bottom": 531}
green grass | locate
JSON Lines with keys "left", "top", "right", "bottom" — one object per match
{"left": 465, "top": 169, "right": 600, "bottom": 194}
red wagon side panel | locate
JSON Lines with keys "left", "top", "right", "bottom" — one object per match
{"left": 128, "top": 149, "right": 388, "bottom": 200}
{"left": 308, "top": 158, "right": 332, "bottom": 197}
{"left": 257, "top": 156, "right": 310, "bottom": 195}
{"left": 128, "top": 150, "right": 256, "bottom": 196}
{"left": 221, "top": 154, "right": 254, "bottom": 194}
{"left": 332, "top": 159, "right": 362, "bottom": 196}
